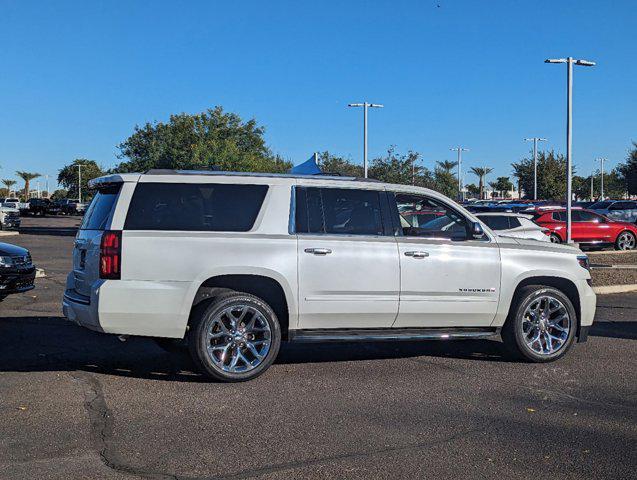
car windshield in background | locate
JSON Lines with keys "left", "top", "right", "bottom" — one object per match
{"left": 590, "top": 201, "right": 612, "bottom": 209}
{"left": 80, "top": 186, "right": 121, "bottom": 230}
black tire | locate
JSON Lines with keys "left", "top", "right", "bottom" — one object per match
{"left": 549, "top": 233, "right": 562, "bottom": 244}
{"left": 188, "top": 291, "right": 281, "bottom": 382}
{"left": 502, "top": 285, "right": 577, "bottom": 363}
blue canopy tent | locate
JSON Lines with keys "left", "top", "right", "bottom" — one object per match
{"left": 290, "top": 153, "right": 322, "bottom": 175}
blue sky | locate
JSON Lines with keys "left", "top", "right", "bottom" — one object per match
{"left": 0, "top": 0, "right": 635, "bottom": 190}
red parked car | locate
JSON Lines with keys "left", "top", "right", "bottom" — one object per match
{"left": 534, "top": 209, "right": 637, "bottom": 250}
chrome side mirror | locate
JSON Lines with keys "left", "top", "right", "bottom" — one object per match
{"left": 471, "top": 221, "right": 485, "bottom": 239}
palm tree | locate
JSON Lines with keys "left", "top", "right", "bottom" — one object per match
{"left": 488, "top": 181, "right": 499, "bottom": 199}
{"left": 470, "top": 167, "right": 493, "bottom": 200}
{"left": 1, "top": 179, "right": 16, "bottom": 195}
{"left": 436, "top": 160, "right": 458, "bottom": 174}
{"left": 16, "top": 171, "right": 40, "bottom": 199}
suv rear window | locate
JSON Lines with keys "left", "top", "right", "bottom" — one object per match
{"left": 80, "top": 185, "right": 122, "bottom": 230}
{"left": 124, "top": 183, "right": 268, "bottom": 232}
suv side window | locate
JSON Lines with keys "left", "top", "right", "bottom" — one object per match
{"left": 480, "top": 215, "right": 510, "bottom": 231}
{"left": 124, "top": 183, "right": 268, "bottom": 232}
{"left": 395, "top": 193, "right": 470, "bottom": 240}
{"left": 295, "top": 187, "right": 384, "bottom": 236}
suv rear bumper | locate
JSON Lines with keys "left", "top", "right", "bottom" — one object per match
{"left": 62, "top": 274, "right": 192, "bottom": 338}
{"left": 63, "top": 288, "right": 104, "bottom": 333}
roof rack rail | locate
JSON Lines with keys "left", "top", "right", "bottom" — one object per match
{"left": 142, "top": 169, "right": 380, "bottom": 182}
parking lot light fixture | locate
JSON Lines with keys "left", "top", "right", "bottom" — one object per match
{"left": 596, "top": 158, "right": 606, "bottom": 199}
{"left": 545, "top": 57, "right": 595, "bottom": 243}
{"left": 348, "top": 102, "right": 384, "bottom": 178}
{"left": 524, "top": 138, "right": 547, "bottom": 200}
{"left": 450, "top": 147, "right": 469, "bottom": 201}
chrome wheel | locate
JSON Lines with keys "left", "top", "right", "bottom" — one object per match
{"left": 206, "top": 305, "right": 271, "bottom": 373}
{"left": 549, "top": 234, "right": 561, "bottom": 244}
{"left": 521, "top": 295, "right": 570, "bottom": 355}
{"left": 616, "top": 231, "right": 636, "bottom": 250}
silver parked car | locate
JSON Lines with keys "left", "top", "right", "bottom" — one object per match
{"left": 590, "top": 200, "right": 637, "bottom": 223}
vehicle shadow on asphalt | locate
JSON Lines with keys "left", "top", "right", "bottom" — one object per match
{"left": 0, "top": 316, "right": 633, "bottom": 382}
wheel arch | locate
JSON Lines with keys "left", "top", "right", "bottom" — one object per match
{"left": 508, "top": 276, "right": 582, "bottom": 336}
{"left": 190, "top": 273, "right": 293, "bottom": 340}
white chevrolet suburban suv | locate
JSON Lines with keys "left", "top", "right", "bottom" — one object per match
{"left": 63, "top": 170, "right": 596, "bottom": 382}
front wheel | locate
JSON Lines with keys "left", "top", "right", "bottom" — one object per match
{"left": 549, "top": 233, "right": 561, "bottom": 244}
{"left": 188, "top": 291, "right": 281, "bottom": 382}
{"left": 615, "top": 231, "right": 636, "bottom": 250}
{"left": 502, "top": 286, "right": 577, "bottom": 362}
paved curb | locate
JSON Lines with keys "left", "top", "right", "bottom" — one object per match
{"left": 0, "top": 231, "right": 19, "bottom": 236}
{"left": 593, "top": 284, "right": 637, "bottom": 295}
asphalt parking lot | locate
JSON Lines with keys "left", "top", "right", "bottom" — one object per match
{"left": 0, "top": 217, "right": 635, "bottom": 479}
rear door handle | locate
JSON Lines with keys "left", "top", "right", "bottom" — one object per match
{"left": 404, "top": 251, "right": 429, "bottom": 259}
{"left": 304, "top": 248, "right": 332, "bottom": 255}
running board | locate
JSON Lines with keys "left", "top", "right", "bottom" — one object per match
{"left": 288, "top": 327, "right": 499, "bottom": 343}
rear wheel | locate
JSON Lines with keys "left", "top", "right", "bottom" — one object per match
{"left": 188, "top": 291, "right": 281, "bottom": 382}
{"left": 549, "top": 233, "right": 561, "bottom": 244}
{"left": 502, "top": 285, "right": 577, "bottom": 362}
{"left": 615, "top": 231, "right": 636, "bottom": 250}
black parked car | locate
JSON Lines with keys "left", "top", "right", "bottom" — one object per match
{"left": 0, "top": 243, "right": 35, "bottom": 299}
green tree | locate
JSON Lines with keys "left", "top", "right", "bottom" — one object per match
{"left": 16, "top": 171, "right": 40, "bottom": 199}
{"left": 512, "top": 150, "right": 568, "bottom": 200}
{"left": 466, "top": 183, "right": 480, "bottom": 197}
{"left": 469, "top": 167, "right": 493, "bottom": 200}
{"left": 368, "top": 147, "right": 434, "bottom": 188}
{"left": 58, "top": 159, "right": 105, "bottom": 202}
{"left": 573, "top": 170, "right": 625, "bottom": 200}
{"left": 493, "top": 176, "right": 513, "bottom": 198}
{"left": 617, "top": 141, "right": 637, "bottom": 195}
{"left": 114, "top": 106, "right": 291, "bottom": 174}
{"left": 51, "top": 188, "right": 69, "bottom": 200}
{"left": 433, "top": 165, "right": 458, "bottom": 198}
{"left": 316, "top": 151, "right": 363, "bottom": 177}
{"left": 436, "top": 160, "right": 458, "bottom": 174}
{"left": 1, "top": 179, "right": 16, "bottom": 195}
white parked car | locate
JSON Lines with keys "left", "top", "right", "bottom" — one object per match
{"left": 476, "top": 213, "right": 550, "bottom": 242}
{"left": 63, "top": 171, "right": 596, "bottom": 382}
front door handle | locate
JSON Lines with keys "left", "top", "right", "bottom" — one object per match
{"left": 305, "top": 248, "right": 332, "bottom": 255}
{"left": 404, "top": 251, "right": 429, "bottom": 259}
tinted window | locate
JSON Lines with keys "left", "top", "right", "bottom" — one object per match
{"left": 295, "top": 187, "right": 383, "bottom": 236}
{"left": 552, "top": 211, "right": 566, "bottom": 221}
{"left": 479, "top": 215, "right": 510, "bottom": 231}
{"left": 508, "top": 217, "right": 522, "bottom": 228}
{"left": 590, "top": 201, "right": 612, "bottom": 209}
{"left": 124, "top": 183, "right": 268, "bottom": 231}
{"left": 395, "top": 193, "right": 469, "bottom": 240}
{"left": 80, "top": 186, "right": 121, "bottom": 230}
{"left": 572, "top": 210, "right": 598, "bottom": 222}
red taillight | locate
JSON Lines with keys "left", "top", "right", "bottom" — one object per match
{"left": 100, "top": 230, "right": 121, "bottom": 279}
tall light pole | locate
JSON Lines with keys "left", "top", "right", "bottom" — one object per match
{"left": 450, "top": 147, "right": 469, "bottom": 201}
{"left": 348, "top": 102, "right": 384, "bottom": 178}
{"left": 545, "top": 57, "right": 595, "bottom": 243}
{"left": 76, "top": 164, "right": 83, "bottom": 203}
{"left": 524, "top": 137, "right": 547, "bottom": 200}
{"left": 590, "top": 168, "right": 594, "bottom": 201}
{"left": 596, "top": 157, "right": 606, "bottom": 199}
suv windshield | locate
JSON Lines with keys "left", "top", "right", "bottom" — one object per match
{"left": 590, "top": 201, "right": 612, "bottom": 209}
{"left": 80, "top": 185, "right": 121, "bottom": 230}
